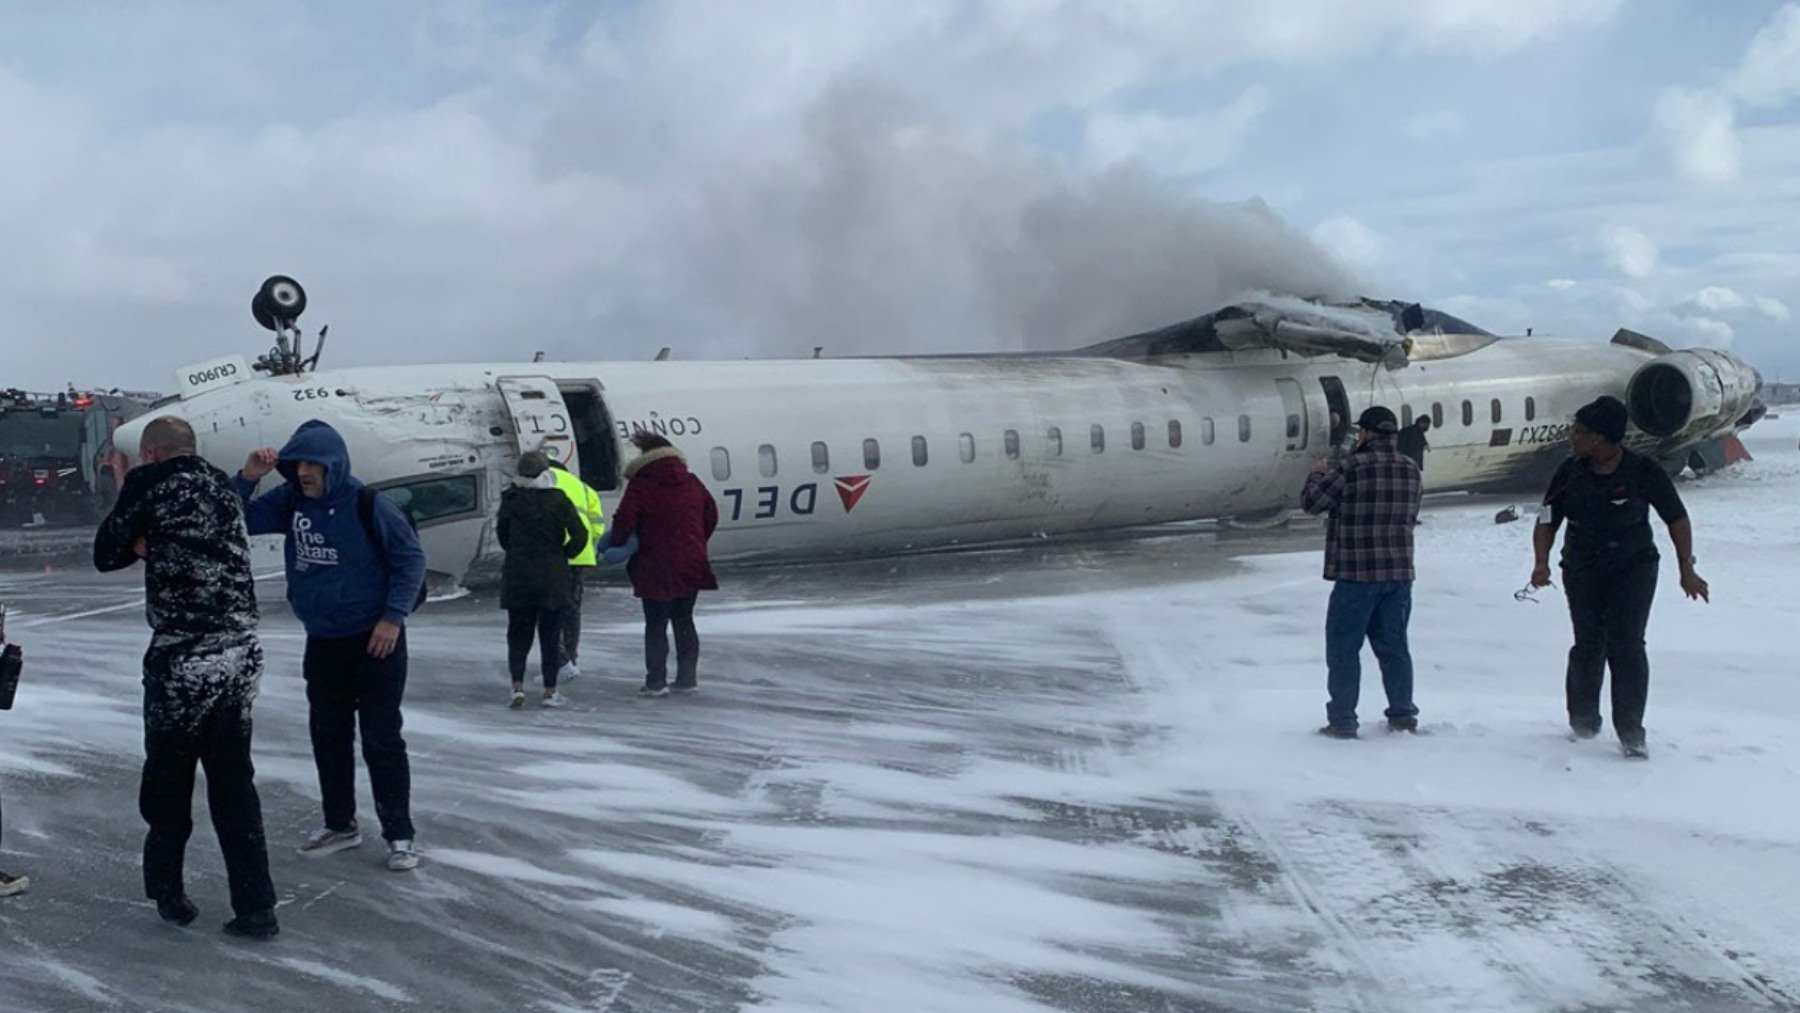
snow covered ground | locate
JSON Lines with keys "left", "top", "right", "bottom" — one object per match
{"left": 3, "top": 417, "right": 1799, "bottom": 1012}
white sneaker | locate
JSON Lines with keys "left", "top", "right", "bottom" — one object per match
{"left": 557, "top": 661, "right": 580, "bottom": 683}
{"left": 0, "top": 871, "right": 28, "bottom": 898}
{"left": 298, "top": 824, "right": 363, "bottom": 857}
{"left": 387, "top": 840, "right": 420, "bottom": 872}
{"left": 509, "top": 689, "right": 526, "bottom": 709}
{"left": 541, "top": 691, "right": 569, "bottom": 709}
{"left": 639, "top": 685, "right": 670, "bottom": 698}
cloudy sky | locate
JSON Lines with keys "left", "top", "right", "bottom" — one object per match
{"left": 1, "top": 1, "right": 1796, "bottom": 393}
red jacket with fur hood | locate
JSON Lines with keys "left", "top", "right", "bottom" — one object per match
{"left": 607, "top": 447, "right": 719, "bottom": 600}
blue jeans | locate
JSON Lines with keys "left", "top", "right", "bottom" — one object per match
{"left": 1325, "top": 580, "right": 1417, "bottom": 731}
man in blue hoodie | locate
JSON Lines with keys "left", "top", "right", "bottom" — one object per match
{"left": 234, "top": 421, "right": 427, "bottom": 872}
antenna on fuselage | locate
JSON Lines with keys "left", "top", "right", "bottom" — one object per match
{"left": 812, "top": 346, "right": 823, "bottom": 359}
{"left": 654, "top": 347, "right": 671, "bottom": 361}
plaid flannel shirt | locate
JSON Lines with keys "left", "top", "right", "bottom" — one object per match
{"left": 1300, "top": 435, "right": 1422, "bottom": 582}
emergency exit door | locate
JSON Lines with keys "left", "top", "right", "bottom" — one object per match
{"left": 497, "top": 376, "right": 581, "bottom": 474}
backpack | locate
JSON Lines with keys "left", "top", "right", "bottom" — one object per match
{"left": 356, "top": 486, "right": 430, "bottom": 611}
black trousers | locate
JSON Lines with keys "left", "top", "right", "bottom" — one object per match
{"left": 507, "top": 607, "right": 565, "bottom": 688}
{"left": 303, "top": 630, "right": 415, "bottom": 842}
{"left": 1563, "top": 556, "right": 1659, "bottom": 738}
{"left": 643, "top": 593, "right": 700, "bottom": 690}
{"left": 560, "top": 573, "right": 585, "bottom": 663}
{"left": 139, "top": 695, "right": 276, "bottom": 916}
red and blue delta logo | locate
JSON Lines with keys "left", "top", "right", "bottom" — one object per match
{"left": 833, "top": 475, "right": 871, "bottom": 512}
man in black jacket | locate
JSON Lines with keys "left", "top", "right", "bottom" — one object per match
{"left": 94, "top": 417, "right": 278, "bottom": 939}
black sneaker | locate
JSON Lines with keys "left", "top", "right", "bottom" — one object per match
{"left": 1570, "top": 724, "right": 1601, "bottom": 740}
{"left": 1620, "top": 733, "right": 1649, "bottom": 760}
{"left": 671, "top": 683, "right": 698, "bottom": 696}
{"left": 1317, "top": 725, "right": 1358, "bottom": 740}
{"left": 222, "top": 909, "right": 280, "bottom": 940}
{"left": 639, "top": 685, "right": 670, "bottom": 698}
{"left": 156, "top": 893, "right": 199, "bottom": 926}
{"left": 1387, "top": 716, "right": 1419, "bottom": 734}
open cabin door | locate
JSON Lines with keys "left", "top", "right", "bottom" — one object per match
{"left": 497, "top": 376, "right": 580, "bottom": 474}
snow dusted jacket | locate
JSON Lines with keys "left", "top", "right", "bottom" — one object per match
{"left": 95, "top": 455, "right": 259, "bottom": 639}
{"left": 606, "top": 448, "right": 719, "bottom": 601}
{"left": 233, "top": 421, "right": 427, "bottom": 638}
{"left": 95, "top": 455, "right": 264, "bottom": 731}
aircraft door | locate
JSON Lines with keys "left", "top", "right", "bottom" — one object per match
{"left": 1320, "top": 376, "right": 1350, "bottom": 447}
{"left": 1276, "top": 378, "right": 1308, "bottom": 452}
{"left": 496, "top": 376, "right": 580, "bottom": 472}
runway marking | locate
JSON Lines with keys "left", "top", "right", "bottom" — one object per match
{"left": 12, "top": 571, "right": 285, "bottom": 630}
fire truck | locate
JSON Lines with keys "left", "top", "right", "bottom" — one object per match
{"left": 0, "top": 389, "right": 155, "bottom": 527}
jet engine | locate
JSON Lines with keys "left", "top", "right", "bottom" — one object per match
{"left": 1625, "top": 349, "right": 1763, "bottom": 443}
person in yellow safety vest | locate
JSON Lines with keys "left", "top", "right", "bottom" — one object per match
{"left": 548, "top": 461, "right": 606, "bottom": 682}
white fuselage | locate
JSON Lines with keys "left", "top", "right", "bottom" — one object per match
{"left": 123, "top": 339, "right": 1689, "bottom": 584}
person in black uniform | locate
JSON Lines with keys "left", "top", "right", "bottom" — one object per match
{"left": 1528, "top": 396, "right": 1709, "bottom": 759}
{"left": 1396, "top": 416, "right": 1431, "bottom": 473}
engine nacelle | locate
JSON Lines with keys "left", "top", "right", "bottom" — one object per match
{"left": 1625, "top": 349, "right": 1762, "bottom": 443}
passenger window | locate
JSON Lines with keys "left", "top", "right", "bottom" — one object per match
{"left": 863, "top": 438, "right": 881, "bottom": 470}
{"left": 912, "top": 435, "right": 928, "bottom": 467}
{"left": 1004, "top": 429, "right": 1020, "bottom": 459}
{"left": 1525, "top": 397, "right": 1537, "bottom": 421}
{"left": 1047, "top": 427, "right": 1063, "bottom": 456}
{"left": 1461, "top": 400, "right": 1473, "bottom": 426}
{"left": 1130, "top": 422, "right": 1145, "bottom": 450}
{"left": 1490, "top": 399, "right": 1502, "bottom": 424}
{"left": 1201, "top": 417, "right": 1215, "bottom": 445}
{"left": 1168, "top": 420, "right": 1182, "bottom": 448}
{"left": 377, "top": 474, "right": 481, "bottom": 527}
{"left": 1238, "top": 415, "right": 1252, "bottom": 442}
{"left": 710, "top": 447, "right": 731, "bottom": 482}
{"left": 1402, "top": 405, "right": 1414, "bottom": 427}
{"left": 1431, "top": 403, "right": 1444, "bottom": 428}
{"left": 959, "top": 433, "right": 975, "bottom": 463}
{"left": 758, "top": 444, "right": 778, "bottom": 478}
{"left": 1286, "top": 413, "right": 1301, "bottom": 440}
{"left": 1090, "top": 424, "right": 1105, "bottom": 453}
{"left": 811, "top": 441, "right": 829, "bottom": 474}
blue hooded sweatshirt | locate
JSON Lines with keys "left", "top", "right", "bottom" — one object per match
{"left": 233, "top": 420, "right": 427, "bottom": 638}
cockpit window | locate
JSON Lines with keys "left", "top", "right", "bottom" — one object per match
{"left": 374, "top": 474, "right": 482, "bottom": 527}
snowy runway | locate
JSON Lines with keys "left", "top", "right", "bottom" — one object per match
{"left": 3, "top": 419, "right": 1800, "bottom": 1011}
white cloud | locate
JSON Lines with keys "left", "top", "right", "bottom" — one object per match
{"left": 1652, "top": 87, "right": 1743, "bottom": 184}
{"left": 1692, "top": 286, "right": 1748, "bottom": 313}
{"left": 1729, "top": 3, "right": 1800, "bottom": 108}
{"left": 1082, "top": 86, "right": 1270, "bottom": 175}
{"left": 1755, "top": 295, "right": 1793, "bottom": 321}
{"left": 1652, "top": 4, "right": 1800, "bottom": 185}
{"left": 1600, "top": 225, "right": 1659, "bottom": 279}
{"left": 1546, "top": 278, "right": 1578, "bottom": 291}
{"left": 1311, "top": 215, "right": 1385, "bottom": 273}
{"left": 1679, "top": 316, "right": 1736, "bottom": 346}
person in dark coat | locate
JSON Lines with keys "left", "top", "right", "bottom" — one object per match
{"left": 93, "top": 416, "right": 278, "bottom": 938}
{"left": 1, "top": 609, "right": 26, "bottom": 899}
{"left": 606, "top": 433, "right": 719, "bottom": 696}
{"left": 1529, "top": 395, "right": 1709, "bottom": 759}
{"left": 1396, "top": 416, "right": 1431, "bottom": 473}
{"left": 496, "top": 451, "right": 588, "bottom": 709}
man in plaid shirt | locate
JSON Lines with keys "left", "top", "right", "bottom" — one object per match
{"left": 1301, "top": 405, "right": 1423, "bottom": 738}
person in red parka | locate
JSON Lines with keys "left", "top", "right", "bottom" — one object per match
{"left": 607, "top": 432, "right": 719, "bottom": 696}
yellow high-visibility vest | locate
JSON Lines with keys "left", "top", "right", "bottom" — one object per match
{"left": 551, "top": 466, "right": 607, "bottom": 567}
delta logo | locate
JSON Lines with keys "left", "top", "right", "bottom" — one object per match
{"left": 833, "top": 475, "right": 872, "bottom": 513}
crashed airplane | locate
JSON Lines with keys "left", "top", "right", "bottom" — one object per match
{"left": 115, "top": 278, "right": 1765, "bottom": 586}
